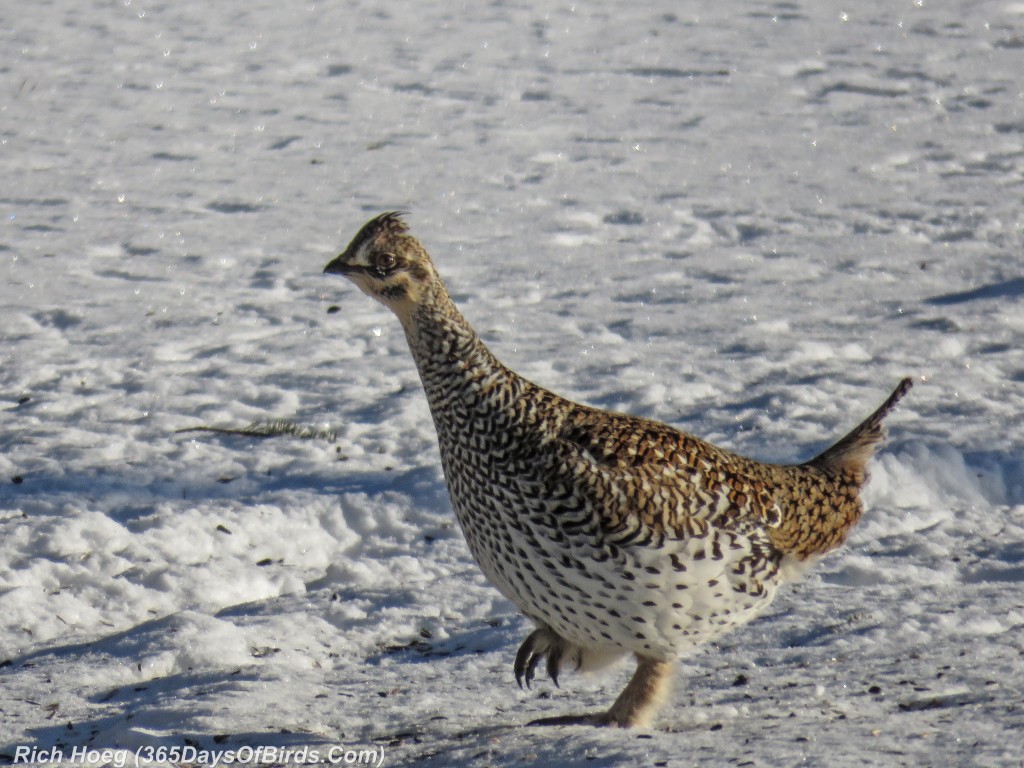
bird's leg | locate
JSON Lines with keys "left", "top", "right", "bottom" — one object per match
{"left": 527, "top": 653, "right": 674, "bottom": 728}
{"left": 603, "top": 654, "right": 674, "bottom": 727}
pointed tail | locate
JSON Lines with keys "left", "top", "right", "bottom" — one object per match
{"left": 806, "top": 377, "right": 913, "bottom": 479}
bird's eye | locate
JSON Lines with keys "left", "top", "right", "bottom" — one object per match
{"left": 373, "top": 252, "right": 397, "bottom": 274}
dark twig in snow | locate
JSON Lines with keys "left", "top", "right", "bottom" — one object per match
{"left": 175, "top": 420, "right": 337, "bottom": 442}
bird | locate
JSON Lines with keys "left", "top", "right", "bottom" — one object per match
{"left": 323, "top": 211, "right": 912, "bottom": 728}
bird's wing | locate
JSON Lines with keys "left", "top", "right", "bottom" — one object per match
{"left": 550, "top": 408, "right": 783, "bottom": 539}
{"left": 529, "top": 408, "right": 784, "bottom": 606}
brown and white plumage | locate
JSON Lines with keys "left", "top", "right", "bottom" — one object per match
{"left": 323, "top": 212, "right": 912, "bottom": 728}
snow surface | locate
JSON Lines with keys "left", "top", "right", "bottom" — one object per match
{"left": 2, "top": 0, "right": 1023, "bottom": 765}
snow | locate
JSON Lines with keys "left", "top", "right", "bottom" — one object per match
{"left": 2, "top": 0, "right": 1023, "bottom": 765}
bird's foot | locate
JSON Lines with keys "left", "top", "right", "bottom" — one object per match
{"left": 524, "top": 654, "right": 674, "bottom": 729}
{"left": 513, "top": 626, "right": 580, "bottom": 689}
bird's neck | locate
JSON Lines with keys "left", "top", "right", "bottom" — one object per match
{"left": 401, "top": 282, "right": 507, "bottom": 388}
{"left": 399, "top": 281, "right": 533, "bottom": 435}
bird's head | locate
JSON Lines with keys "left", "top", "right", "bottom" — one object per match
{"left": 323, "top": 212, "right": 438, "bottom": 319}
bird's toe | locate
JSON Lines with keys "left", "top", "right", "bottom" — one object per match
{"left": 514, "top": 626, "right": 573, "bottom": 689}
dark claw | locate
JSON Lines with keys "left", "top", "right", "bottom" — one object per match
{"left": 514, "top": 633, "right": 546, "bottom": 689}
{"left": 546, "top": 643, "right": 563, "bottom": 688}
{"left": 526, "top": 649, "right": 543, "bottom": 687}
{"left": 514, "top": 640, "right": 532, "bottom": 689}
{"left": 513, "top": 625, "right": 589, "bottom": 693}
{"left": 514, "top": 628, "right": 564, "bottom": 690}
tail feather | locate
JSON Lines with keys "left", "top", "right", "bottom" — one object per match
{"left": 806, "top": 377, "right": 913, "bottom": 477}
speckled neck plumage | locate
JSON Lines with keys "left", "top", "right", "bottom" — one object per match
{"left": 403, "top": 280, "right": 513, "bottom": 405}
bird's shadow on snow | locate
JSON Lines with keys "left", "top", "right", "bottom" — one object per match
{"left": 924, "top": 276, "right": 1024, "bottom": 305}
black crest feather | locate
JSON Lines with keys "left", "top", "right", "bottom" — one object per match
{"left": 349, "top": 211, "right": 409, "bottom": 251}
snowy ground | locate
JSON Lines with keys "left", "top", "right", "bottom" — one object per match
{"left": 2, "top": 0, "right": 1023, "bottom": 765}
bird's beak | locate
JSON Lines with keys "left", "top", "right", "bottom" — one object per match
{"left": 323, "top": 252, "right": 354, "bottom": 275}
